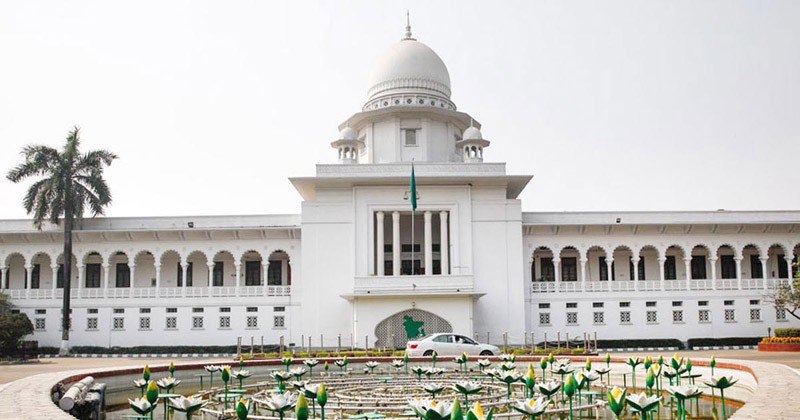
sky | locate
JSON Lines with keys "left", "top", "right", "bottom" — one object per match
{"left": 1, "top": 1, "right": 799, "bottom": 219}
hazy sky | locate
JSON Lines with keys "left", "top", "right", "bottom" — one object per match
{"left": 2, "top": 1, "right": 799, "bottom": 219}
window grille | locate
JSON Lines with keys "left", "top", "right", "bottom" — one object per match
{"left": 698, "top": 309, "right": 710, "bottom": 323}
{"left": 192, "top": 317, "right": 204, "bottom": 329}
{"left": 538, "top": 313, "right": 550, "bottom": 325}
{"left": 219, "top": 316, "right": 231, "bottom": 329}
{"left": 646, "top": 311, "right": 658, "bottom": 324}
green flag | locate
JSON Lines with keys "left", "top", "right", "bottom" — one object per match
{"left": 409, "top": 163, "right": 417, "bottom": 210}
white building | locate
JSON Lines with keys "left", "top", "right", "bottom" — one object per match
{"left": 2, "top": 25, "right": 798, "bottom": 350}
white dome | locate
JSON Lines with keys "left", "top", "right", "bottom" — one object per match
{"left": 340, "top": 127, "right": 358, "bottom": 140}
{"left": 463, "top": 126, "right": 483, "bottom": 141}
{"left": 366, "top": 38, "right": 451, "bottom": 102}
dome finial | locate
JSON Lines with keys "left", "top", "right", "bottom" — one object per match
{"left": 404, "top": 10, "right": 415, "bottom": 40}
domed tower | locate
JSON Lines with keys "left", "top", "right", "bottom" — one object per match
{"left": 363, "top": 21, "right": 455, "bottom": 112}
{"left": 333, "top": 21, "right": 486, "bottom": 164}
{"left": 456, "top": 125, "right": 490, "bottom": 163}
{"left": 331, "top": 126, "right": 364, "bottom": 164}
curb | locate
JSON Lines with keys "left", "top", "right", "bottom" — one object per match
{"left": 603, "top": 347, "right": 679, "bottom": 352}
{"left": 600, "top": 345, "right": 757, "bottom": 352}
{"left": 38, "top": 353, "right": 238, "bottom": 359}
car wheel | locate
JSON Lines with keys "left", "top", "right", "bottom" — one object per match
{"left": 480, "top": 350, "right": 493, "bottom": 356}
{"left": 423, "top": 350, "right": 434, "bottom": 356}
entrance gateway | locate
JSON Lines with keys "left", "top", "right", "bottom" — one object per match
{"left": 374, "top": 309, "right": 452, "bottom": 348}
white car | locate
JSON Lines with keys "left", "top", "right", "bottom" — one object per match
{"left": 405, "top": 333, "right": 500, "bottom": 357}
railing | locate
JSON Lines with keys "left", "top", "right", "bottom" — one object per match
{"left": 531, "top": 281, "right": 557, "bottom": 293}
{"left": 531, "top": 277, "right": 793, "bottom": 293}
{"left": 639, "top": 281, "right": 662, "bottom": 291}
{"left": 353, "top": 274, "right": 474, "bottom": 295}
{"left": 688, "top": 280, "right": 714, "bottom": 290}
{"left": 3, "top": 285, "right": 291, "bottom": 300}
{"left": 663, "top": 280, "right": 687, "bottom": 291}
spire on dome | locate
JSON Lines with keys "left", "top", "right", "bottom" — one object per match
{"left": 404, "top": 11, "right": 415, "bottom": 40}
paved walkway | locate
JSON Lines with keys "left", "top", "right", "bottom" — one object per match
{"left": 0, "top": 352, "right": 799, "bottom": 419}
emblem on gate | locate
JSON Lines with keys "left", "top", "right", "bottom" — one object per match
{"left": 402, "top": 315, "right": 425, "bottom": 338}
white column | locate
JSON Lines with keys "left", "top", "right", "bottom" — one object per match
{"left": 439, "top": 211, "right": 449, "bottom": 275}
{"left": 262, "top": 261, "right": 269, "bottom": 295}
{"left": 424, "top": 211, "right": 433, "bottom": 275}
{"left": 154, "top": 263, "right": 161, "bottom": 291}
{"left": 735, "top": 256, "right": 743, "bottom": 290}
{"left": 606, "top": 258, "right": 614, "bottom": 281}
{"left": 632, "top": 257, "right": 639, "bottom": 291}
{"left": 684, "top": 258, "right": 692, "bottom": 291}
{"left": 25, "top": 265, "right": 33, "bottom": 297}
{"left": 785, "top": 256, "right": 795, "bottom": 292}
{"left": 281, "top": 259, "right": 288, "bottom": 285}
{"left": 1, "top": 266, "right": 6, "bottom": 289}
{"left": 77, "top": 264, "right": 85, "bottom": 290}
{"left": 760, "top": 257, "right": 768, "bottom": 290}
{"left": 26, "top": 265, "right": 34, "bottom": 290}
{"left": 376, "top": 211, "right": 385, "bottom": 276}
{"left": 579, "top": 258, "right": 587, "bottom": 282}
{"left": 579, "top": 258, "right": 587, "bottom": 291}
{"left": 235, "top": 263, "right": 242, "bottom": 288}
{"left": 553, "top": 258, "right": 562, "bottom": 290}
{"left": 207, "top": 262, "right": 215, "bottom": 287}
{"left": 392, "top": 211, "right": 401, "bottom": 276}
{"left": 709, "top": 258, "right": 717, "bottom": 291}
{"left": 51, "top": 265, "right": 58, "bottom": 292}
{"left": 128, "top": 264, "right": 135, "bottom": 290}
{"left": 103, "top": 264, "right": 111, "bottom": 290}
{"left": 658, "top": 257, "right": 666, "bottom": 291}
{"left": 181, "top": 262, "right": 188, "bottom": 289}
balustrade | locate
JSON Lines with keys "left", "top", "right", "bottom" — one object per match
{"left": 530, "top": 277, "right": 789, "bottom": 293}
{"left": 3, "top": 285, "right": 291, "bottom": 300}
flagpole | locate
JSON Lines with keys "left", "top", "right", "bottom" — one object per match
{"left": 409, "top": 160, "right": 417, "bottom": 276}
{"left": 411, "top": 208, "right": 414, "bottom": 275}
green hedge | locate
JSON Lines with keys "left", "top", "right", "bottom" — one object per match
{"left": 38, "top": 345, "right": 276, "bottom": 355}
{"left": 687, "top": 337, "right": 761, "bottom": 348}
{"left": 589, "top": 339, "right": 684, "bottom": 350}
{"left": 775, "top": 328, "right": 800, "bottom": 337}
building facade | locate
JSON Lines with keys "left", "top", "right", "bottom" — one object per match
{"left": 2, "top": 26, "right": 798, "bottom": 349}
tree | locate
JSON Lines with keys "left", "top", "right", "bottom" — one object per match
{"left": 767, "top": 258, "right": 800, "bottom": 321}
{"left": 6, "top": 127, "right": 117, "bottom": 355}
{"left": 0, "top": 292, "right": 34, "bottom": 357}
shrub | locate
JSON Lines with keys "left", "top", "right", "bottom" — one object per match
{"left": 393, "top": 350, "right": 406, "bottom": 356}
{"left": 0, "top": 312, "right": 33, "bottom": 357}
{"left": 571, "top": 348, "right": 586, "bottom": 354}
{"left": 351, "top": 351, "right": 367, "bottom": 357}
{"left": 67, "top": 345, "right": 242, "bottom": 355}
{"left": 775, "top": 328, "right": 800, "bottom": 338}
{"left": 687, "top": 337, "right": 761, "bottom": 349}
{"left": 590, "top": 339, "right": 685, "bottom": 350}
{"left": 316, "top": 351, "right": 330, "bottom": 357}
{"left": 761, "top": 337, "right": 800, "bottom": 344}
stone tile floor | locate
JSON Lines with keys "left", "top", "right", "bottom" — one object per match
{"left": 0, "top": 351, "right": 798, "bottom": 419}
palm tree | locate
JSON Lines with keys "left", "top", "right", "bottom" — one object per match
{"left": 6, "top": 126, "right": 117, "bottom": 355}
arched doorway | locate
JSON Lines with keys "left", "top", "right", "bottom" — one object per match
{"left": 374, "top": 309, "right": 453, "bottom": 348}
